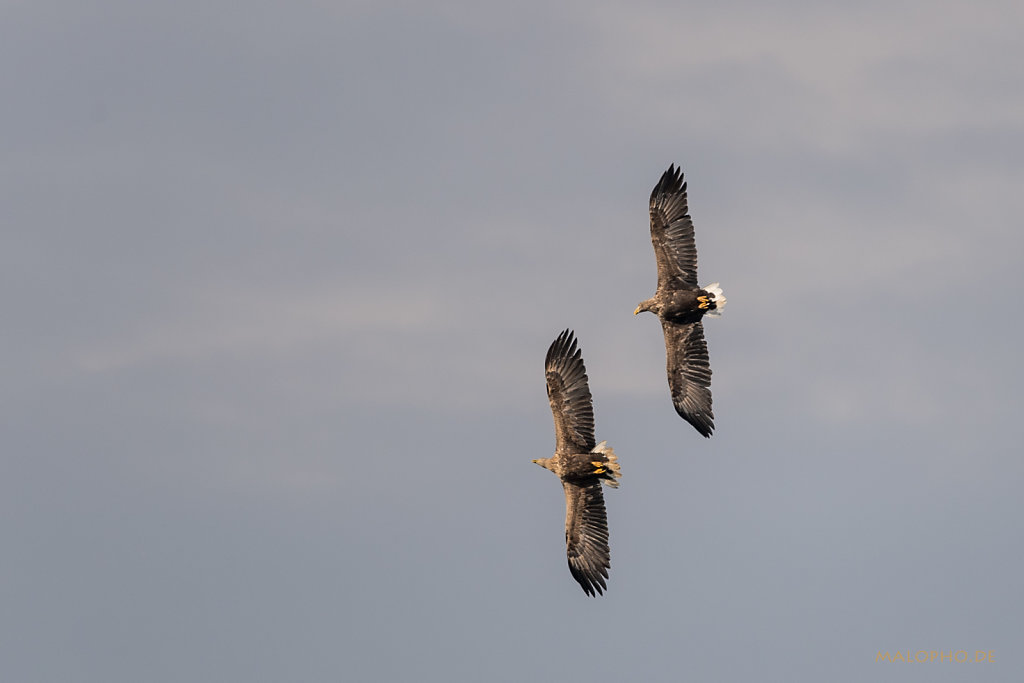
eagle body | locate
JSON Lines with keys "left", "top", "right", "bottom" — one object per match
{"left": 534, "top": 451, "right": 620, "bottom": 483}
{"left": 637, "top": 286, "right": 724, "bottom": 325}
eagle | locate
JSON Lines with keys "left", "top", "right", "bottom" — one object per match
{"left": 533, "top": 329, "right": 621, "bottom": 596}
{"left": 635, "top": 164, "right": 727, "bottom": 437}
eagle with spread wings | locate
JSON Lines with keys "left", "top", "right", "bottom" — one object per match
{"left": 635, "top": 164, "right": 727, "bottom": 437}
{"left": 533, "top": 329, "right": 621, "bottom": 596}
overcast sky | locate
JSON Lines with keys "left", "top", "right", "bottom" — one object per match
{"left": 4, "top": 1, "right": 1023, "bottom": 681}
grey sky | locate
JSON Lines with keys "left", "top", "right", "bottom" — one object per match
{"left": 3, "top": 1, "right": 1022, "bottom": 681}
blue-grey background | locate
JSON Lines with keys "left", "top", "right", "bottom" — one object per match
{"left": 4, "top": 1, "right": 1022, "bottom": 681}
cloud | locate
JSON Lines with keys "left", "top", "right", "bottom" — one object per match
{"left": 73, "top": 282, "right": 441, "bottom": 372}
{"left": 582, "top": 0, "right": 1024, "bottom": 152}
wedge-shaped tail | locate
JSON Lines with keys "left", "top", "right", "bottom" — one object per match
{"left": 701, "top": 282, "right": 727, "bottom": 317}
{"left": 591, "top": 441, "right": 621, "bottom": 488}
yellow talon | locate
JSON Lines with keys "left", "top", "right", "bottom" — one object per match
{"left": 699, "top": 301, "right": 709, "bottom": 309}
{"left": 594, "top": 467, "right": 606, "bottom": 474}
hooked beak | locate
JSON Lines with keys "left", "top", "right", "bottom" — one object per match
{"left": 633, "top": 306, "right": 641, "bottom": 315}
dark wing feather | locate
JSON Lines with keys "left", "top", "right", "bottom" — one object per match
{"left": 649, "top": 164, "right": 699, "bottom": 289}
{"left": 563, "top": 479, "right": 610, "bottom": 597}
{"left": 545, "top": 330, "right": 596, "bottom": 452}
{"left": 662, "top": 319, "right": 715, "bottom": 437}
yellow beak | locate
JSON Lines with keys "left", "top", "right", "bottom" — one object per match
{"left": 633, "top": 306, "right": 641, "bottom": 315}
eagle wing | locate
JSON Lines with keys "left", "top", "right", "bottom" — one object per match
{"left": 563, "top": 479, "right": 611, "bottom": 597}
{"left": 649, "top": 164, "right": 699, "bottom": 290}
{"left": 545, "top": 329, "right": 596, "bottom": 453}
{"left": 662, "top": 319, "right": 715, "bottom": 437}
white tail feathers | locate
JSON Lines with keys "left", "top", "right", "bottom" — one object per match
{"left": 592, "top": 441, "right": 621, "bottom": 487}
{"left": 702, "top": 282, "right": 727, "bottom": 317}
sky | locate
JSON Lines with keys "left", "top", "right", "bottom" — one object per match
{"left": 3, "top": 1, "right": 1023, "bottom": 681}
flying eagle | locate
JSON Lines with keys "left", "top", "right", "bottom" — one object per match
{"left": 533, "top": 329, "right": 621, "bottom": 596}
{"left": 635, "top": 164, "right": 727, "bottom": 437}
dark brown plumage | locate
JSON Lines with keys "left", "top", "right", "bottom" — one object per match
{"left": 635, "top": 164, "right": 727, "bottom": 437}
{"left": 533, "top": 329, "right": 621, "bottom": 596}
